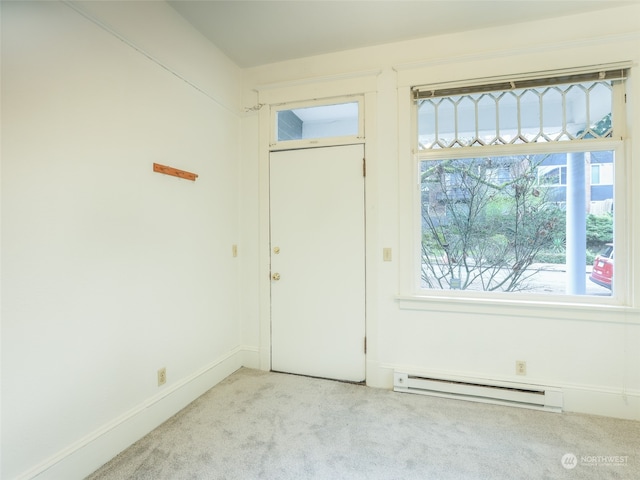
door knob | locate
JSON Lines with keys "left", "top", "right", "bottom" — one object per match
{"left": 272, "top": 272, "right": 281, "bottom": 281}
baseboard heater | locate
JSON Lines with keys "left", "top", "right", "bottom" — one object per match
{"left": 394, "top": 371, "right": 562, "bottom": 413}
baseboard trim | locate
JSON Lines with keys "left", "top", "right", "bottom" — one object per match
{"left": 20, "top": 347, "right": 244, "bottom": 480}
{"left": 241, "top": 345, "right": 261, "bottom": 369}
{"left": 373, "top": 362, "right": 640, "bottom": 421}
{"left": 22, "top": 356, "right": 637, "bottom": 479}
{"left": 561, "top": 384, "right": 640, "bottom": 420}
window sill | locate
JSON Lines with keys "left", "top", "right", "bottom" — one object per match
{"left": 396, "top": 294, "right": 640, "bottom": 325}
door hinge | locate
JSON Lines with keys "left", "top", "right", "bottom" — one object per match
{"left": 362, "top": 158, "right": 366, "bottom": 177}
{"left": 364, "top": 336, "right": 367, "bottom": 354}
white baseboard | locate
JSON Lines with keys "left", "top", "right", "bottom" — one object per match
{"left": 562, "top": 385, "right": 640, "bottom": 420}
{"left": 241, "top": 345, "right": 261, "bottom": 369}
{"left": 372, "top": 362, "right": 640, "bottom": 421}
{"left": 22, "top": 355, "right": 637, "bottom": 479}
{"left": 21, "top": 347, "right": 245, "bottom": 480}
{"left": 365, "top": 360, "right": 395, "bottom": 389}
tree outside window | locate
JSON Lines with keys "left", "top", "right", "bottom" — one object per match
{"left": 414, "top": 73, "right": 624, "bottom": 297}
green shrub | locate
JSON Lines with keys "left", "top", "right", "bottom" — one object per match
{"left": 586, "top": 213, "right": 613, "bottom": 251}
{"left": 535, "top": 250, "right": 596, "bottom": 265}
{"left": 535, "top": 252, "right": 566, "bottom": 264}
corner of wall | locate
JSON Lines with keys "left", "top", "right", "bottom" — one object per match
{"left": 22, "top": 349, "right": 243, "bottom": 480}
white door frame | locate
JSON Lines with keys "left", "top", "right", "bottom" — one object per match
{"left": 255, "top": 90, "right": 378, "bottom": 385}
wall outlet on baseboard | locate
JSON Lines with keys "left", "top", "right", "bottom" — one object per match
{"left": 516, "top": 360, "right": 527, "bottom": 376}
{"left": 158, "top": 367, "right": 167, "bottom": 386}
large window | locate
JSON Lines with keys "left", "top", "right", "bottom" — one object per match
{"left": 414, "top": 69, "right": 626, "bottom": 298}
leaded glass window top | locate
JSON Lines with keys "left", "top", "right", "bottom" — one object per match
{"left": 417, "top": 81, "right": 613, "bottom": 149}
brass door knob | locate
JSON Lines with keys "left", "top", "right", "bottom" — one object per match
{"left": 272, "top": 272, "right": 281, "bottom": 281}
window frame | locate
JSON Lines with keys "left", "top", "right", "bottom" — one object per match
{"left": 408, "top": 75, "right": 629, "bottom": 306}
{"left": 269, "top": 96, "right": 364, "bottom": 151}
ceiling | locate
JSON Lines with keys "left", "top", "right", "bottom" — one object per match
{"left": 168, "top": 0, "right": 636, "bottom": 68}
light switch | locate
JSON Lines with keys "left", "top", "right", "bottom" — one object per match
{"left": 383, "top": 248, "right": 392, "bottom": 262}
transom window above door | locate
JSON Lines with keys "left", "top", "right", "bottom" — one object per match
{"left": 272, "top": 98, "right": 363, "bottom": 149}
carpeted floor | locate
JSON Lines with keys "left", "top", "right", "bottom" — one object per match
{"left": 87, "top": 368, "right": 639, "bottom": 479}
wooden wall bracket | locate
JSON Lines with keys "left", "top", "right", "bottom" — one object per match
{"left": 153, "top": 163, "right": 198, "bottom": 181}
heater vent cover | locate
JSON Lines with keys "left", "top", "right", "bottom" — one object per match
{"left": 394, "top": 371, "right": 562, "bottom": 413}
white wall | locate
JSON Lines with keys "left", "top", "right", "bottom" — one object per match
{"left": 3, "top": 3, "right": 640, "bottom": 479}
{"left": 242, "top": 4, "right": 640, "bottom": 421}
{"left": 1, "top": 1, "right": 244, "bottom": 478}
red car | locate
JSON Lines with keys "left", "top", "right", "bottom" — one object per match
{"left": 589, "top": 244, "right": 613, "bottom": 290}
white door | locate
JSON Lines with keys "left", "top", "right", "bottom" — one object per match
{"left": 270, "top": 144, "right": 365, "bottom": 382}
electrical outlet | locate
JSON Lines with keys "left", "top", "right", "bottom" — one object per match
{"left": 516, "top": 360, "right": 527, "bottom": 376}
{"left": 383, "top": 248, "right": 392, "bottom": 262}
{"left": 158, "top": 367, "right": 167, "bottom": 386}
{"left": 232, "top": 244, "right": 238, "bottom": 257}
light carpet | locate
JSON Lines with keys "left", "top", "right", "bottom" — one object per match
{"left": 87, "top": 368, "right": 639, "bottom": 479}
